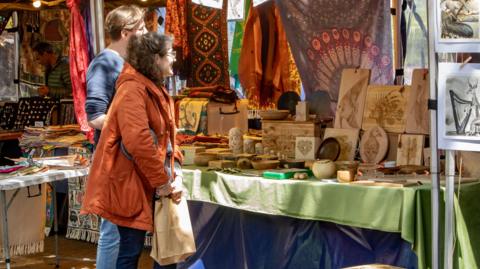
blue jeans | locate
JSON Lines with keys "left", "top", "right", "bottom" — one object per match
{"left": 116, "top": 225, "right": 177, "bottom": 269}
{"left": 116, "top": 226, "right": 145, "bottom": 269}
{"left": 96, "top": 218, "right": 120, "bottom": 269}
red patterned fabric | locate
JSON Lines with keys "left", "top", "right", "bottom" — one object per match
{"left": 67, "top": 0, "right": 93, "bottom": 142}
{"left": 165, "top": 0, "right": 189, "bottom": 60}
{"left": 186, "top": 1, "right": 230, "bottom": 88}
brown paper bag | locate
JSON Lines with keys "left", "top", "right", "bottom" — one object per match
{"left": 150, "top": 196, "right": 196, "bottom": 265}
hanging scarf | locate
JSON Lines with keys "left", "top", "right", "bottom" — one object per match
{"left": 67, "top": 0, "right": 93, "bottom": 142}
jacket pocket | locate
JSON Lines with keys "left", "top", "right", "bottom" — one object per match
{"left": 108, "top": 169, "right": 143, "bottom": 218}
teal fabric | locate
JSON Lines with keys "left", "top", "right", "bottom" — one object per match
{"left": 182, "top": 167, "right": 480, "bottom": 269}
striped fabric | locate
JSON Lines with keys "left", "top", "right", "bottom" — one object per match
{"left": 46, "top": 57, "right": 72, "bottom": 99}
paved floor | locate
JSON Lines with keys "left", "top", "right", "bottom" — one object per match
{"left": 0, "top": 235, "right": 154, "bottom": 269}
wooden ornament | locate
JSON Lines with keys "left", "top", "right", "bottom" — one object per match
{"left": 360, "top": 126, "right": 389, "bottom": 164}
{"left": 335, "top": 68, "right": 371, "bottom": 129}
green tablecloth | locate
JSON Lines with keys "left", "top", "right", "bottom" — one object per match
{"left": 182, "top": 167, "right": 480, "bottom": 269}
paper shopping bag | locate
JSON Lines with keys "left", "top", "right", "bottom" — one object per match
{"left": 150, "top": 196, "right": 196, "bottom": 265}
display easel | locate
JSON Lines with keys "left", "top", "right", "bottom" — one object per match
{"left": 426, "top": 0, "right": 480, "bottom": 268}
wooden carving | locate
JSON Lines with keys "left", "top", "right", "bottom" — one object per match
{"left": 406, "top": 69, "right": 430, "bottom": 134}
{"left": 396, "top": 134, "right": 424, "bottom": 166}
{"left": 360, "top": 126, "right": 389, "bottom": 164}
{"left": 323, "top": 128, "right": 360, "bottom": 161}
{"left": 362, "top": 85, "right": 410, "bottom": 133}
{"left": 335, "top": 68, "right": 371, "bottom": 129}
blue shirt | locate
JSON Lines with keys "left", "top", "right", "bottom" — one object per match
{"left": 85, "top": 49, "right": 124, "bottom": 144}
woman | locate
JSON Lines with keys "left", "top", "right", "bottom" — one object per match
{"left": 81, "top": 32, "right": 183, "bottom": 269}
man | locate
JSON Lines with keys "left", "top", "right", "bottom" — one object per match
{"left": 85, "top": 5, "right": 146, "bottom": 269}
{"left": 33, "top": 42, "right": 72, "bottom": 99}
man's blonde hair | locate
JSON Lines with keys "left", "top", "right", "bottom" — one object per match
{"left": 105, "top": 5, "right": 145, "bottom": 41}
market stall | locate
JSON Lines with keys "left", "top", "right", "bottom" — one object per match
{"left": 0, "top": 0, "right": 479, "bottom": 268}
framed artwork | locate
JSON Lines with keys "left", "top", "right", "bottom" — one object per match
{"left": 253, "top": 0, "right": 269, "bottom": 7}
{"left": 438, "top": 63, "right": 480, "bottom": 151}
{"left": 323, "top": 128, "right": 360, "bottom": 161}
{"left": 227, "top": 0, "right": 245, "bottom": 21}
{"left": 334, "top": 68, "right": 371, "bottom": 129}
{"left": 362, "top": 85, "right": 410, "bottom": 133}
{"left": 192, "top": 0, "right": 223, "bottom": 9}
{"left": 435, "top": 0, "right": 480, "bottom": 52}
{"left": 396, "top": 134, "right": 424, "bottom": 166}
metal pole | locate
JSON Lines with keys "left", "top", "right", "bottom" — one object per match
{"left": 426, "top": 0, "right": 440, "bottom": 267}
{"left": 52, "top": 185, "right": 59, "bottom": 268}
{"left": 89, "top": 0, "right": 98, "bottom": 55}
{"left": 95, "top": 0, "right": 105, "bottom": 51}
{"left": 12, "top": 11, "right": 19, "bottom": 100}
{"left": 444, "top": 150, "right": 455, "bottom": 269}
{"left": 0, "top": 191, "right": 11, "bottom": 269}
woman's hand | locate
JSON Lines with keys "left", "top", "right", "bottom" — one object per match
{"left": 155, "top": 183, "right": 173, "bottom": 197}
{"left": 170, "top": 175, "right": 183, "bottom": 204}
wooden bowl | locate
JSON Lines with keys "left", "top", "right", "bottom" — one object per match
{"left": 258, "top": 110, "right": 290, "bottom": 120}
{"left": 251, "top": 160, "right": 280, "bottom": 170}
{"left": 193, "top": 152, "right": 218, "bottom": 166}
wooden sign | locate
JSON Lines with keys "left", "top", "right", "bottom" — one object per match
{"left": 396, "top": 134, "right": 424, "bottom": 166}
{"left": 405, "top": 69, "right": 430, "bottom": 134}
{"left": 359, "top": 126, "right": 389, "bottom": 164}
{"left": 334, "top": 68, "right": 371, "bottom": 129}
{"left": 323, "top": 128, "right": 360, "bottom": 161}
{"left": 362, "top": 85, "right": 410, "bottom": 133}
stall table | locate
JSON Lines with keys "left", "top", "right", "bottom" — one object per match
{"left": 0, "top": 167, "right": 89, "bottom": 269}
{"left": 181, "top": 167, "right": 480, "bottom": 269}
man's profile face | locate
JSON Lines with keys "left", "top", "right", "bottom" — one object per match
{"left": 35, "top": 52, "right": 51, "bottom": 66}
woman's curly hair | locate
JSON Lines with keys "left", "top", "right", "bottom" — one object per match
{"left": 127, "top": 32, "right": 173, "bottom": 85}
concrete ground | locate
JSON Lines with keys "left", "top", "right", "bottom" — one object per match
{"left": 0, "top": 235, "right": 154, "bottom": 269}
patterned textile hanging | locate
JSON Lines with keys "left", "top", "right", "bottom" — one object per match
{"left": 186, "top": 0, "right": 230, "bottom": 88}
{"left": 275, "top": 0, "right": 394, "bottom": 104}
{"left": 238, "top": 1, "right": 295, "bottom": 108}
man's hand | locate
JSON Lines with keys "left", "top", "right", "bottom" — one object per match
{"left": 38, "top": 86, "right": 49, "bottom": 97}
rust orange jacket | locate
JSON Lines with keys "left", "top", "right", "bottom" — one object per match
{"left": 81, "top": 63, "right": 183, "bottom": 232}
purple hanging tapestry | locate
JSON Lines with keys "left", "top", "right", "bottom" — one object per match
{"left": 275, "top": 0, "right": 393, "bottom": 103}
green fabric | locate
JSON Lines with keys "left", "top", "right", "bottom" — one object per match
{"left": 229, "top": 0, "right": 250, "bottom": 76}
{"left": 182, "top": 168, "right": 480, "bottom": 269}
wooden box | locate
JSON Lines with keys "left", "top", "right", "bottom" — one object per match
{"left": 262, "top": 120, "right": 321, "bottom": 158}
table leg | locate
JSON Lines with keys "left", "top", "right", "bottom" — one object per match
{"left": 0, "top": 190, "right": 11, "bottom": 269}
{"left": 51, "top": 185, "right": 59, "bottom": 268}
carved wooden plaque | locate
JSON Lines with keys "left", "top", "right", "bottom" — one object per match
{"left": 405, "top": 69, "right": 430, "bottom": 134}
{"left": 359, "top": 126, "right": 388, "bottom": 164}
{"left": 362, "top": 85, "right": 410, "bottom": 133}
{"left": 334, "top": 68, "right": 371, "bottom": 129}
{"left": 396, "top": 134, "right": 424, "bottom": 166}
{"left": 323, "top": 128, "right": 360, "bottom": 161}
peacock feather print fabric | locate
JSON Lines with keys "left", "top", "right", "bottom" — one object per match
{"left": 276, "top": 0, "right": 394, "bottom": 104}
